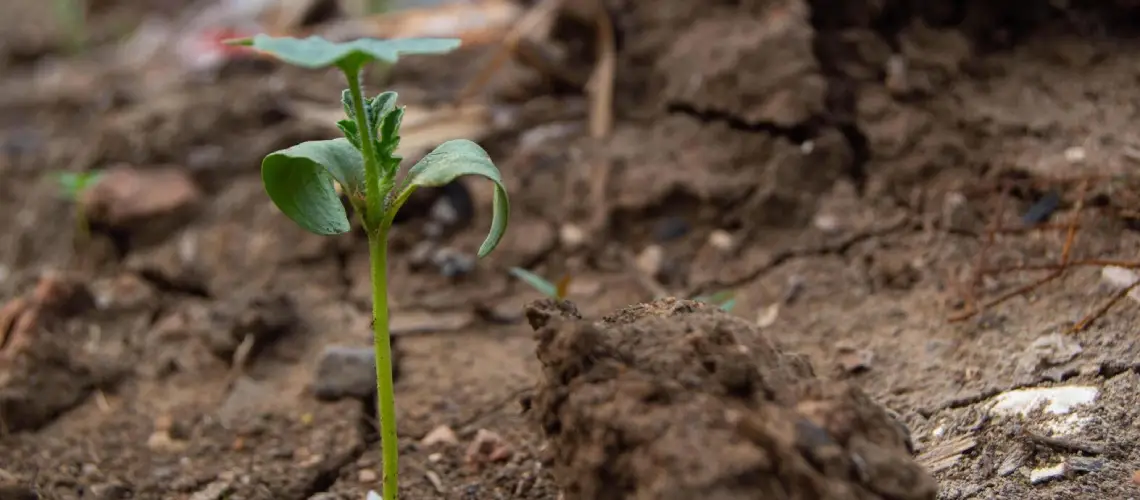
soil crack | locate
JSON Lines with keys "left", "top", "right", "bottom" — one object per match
{"left": 665, "top": 102, "right": 818, "bottom": 144}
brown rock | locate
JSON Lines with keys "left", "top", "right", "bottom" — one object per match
{"left": 0, "top": 273, "right": 115, "bottom": 432}
{"left": 81, "top": 165, "right": 201, "bottom": 243}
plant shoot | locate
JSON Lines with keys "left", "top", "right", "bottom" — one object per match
{"left": 228, "top": 34, "right": 510, "bottom": 500}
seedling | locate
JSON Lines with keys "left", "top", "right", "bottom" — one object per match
{"left": 55, "top": 170, "right": 103, "bottom": 250}
{"left": 226, "top": 35, "right": 510, "bottom": 500}
{"left": 509, "top": 267, "right": 571, "bottom": 300}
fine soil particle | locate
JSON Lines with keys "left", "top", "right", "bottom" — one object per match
{"left": 527, "top": 298, "right": 937, "bottom": 500}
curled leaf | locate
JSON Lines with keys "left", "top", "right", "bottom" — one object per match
{"left": 393, "top": 140, "right": 509, "bottom": 258}
{"left": 239, "top": 35, "right": 461, "bottom": 72}
{"left": 262, "top": 138, "right": 365, "bottom": 235}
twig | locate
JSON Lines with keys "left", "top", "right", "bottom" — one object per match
{"left": 458, "top": 0, "right": 562, "bottom": 101}
{"left": 982, "top": 259, "right": 1140, "bottom": 274}
{"left": 1021, "top": 427, "right": 1107, "bottom": 456}
{"left": 1071, "top": 279, "right": 1140, "bottom": 333}
{"left": 424, "top": 470, "right": 446, "bottom": 494}
{"left": 226, "top": 333, "right": 256, "bottom": 388}
{"left": 949, "top": 178, "right": 1091, "bottom": 323}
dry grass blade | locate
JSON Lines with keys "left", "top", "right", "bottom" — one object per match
{"left": 587, "top": 0, "right": 615, "bottom": 140}
{"left": 458, "top": 0, "right": 562, "bottom": 101}
{"left": 584, "top": 0, "right": 616, "bottom": 234}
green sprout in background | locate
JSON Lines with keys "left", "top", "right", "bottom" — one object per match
{"left": 226, "top": 35, "right": 510, "bottom": 500}
{"left": 55, "top": 170, "right": 102, "bottom": 250}
{"left": 52, "top": 0, "right": 87, "bottom": 52}
{"left": 509, "top": 267, "right": 571, "bottom": 301}
{"left": 692, "top": 290, "right": 737, "bottom": 312}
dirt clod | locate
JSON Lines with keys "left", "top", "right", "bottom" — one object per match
{"left": 81, "top": 165, "right": 202, "bottom": 246}
{"left": 0, "top": 273, "right": 114, "bottom": 432}
{"left": 528, "top": 298, "right": 937, "bottom": 500}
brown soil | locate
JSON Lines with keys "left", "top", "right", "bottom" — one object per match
{"left": 3, "top": 0, "right": 1140, "bottom": 499}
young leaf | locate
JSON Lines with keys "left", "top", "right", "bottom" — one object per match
{"left": 261, "top": 138, "right": 365, "bottom": 235}
{"left": 510, "top": 268, "right": 559, "bottom": 299}
{"left": 341, "top": 89, "right": 356, "bottom": 119}
{"left": 233, "top": 35, "right": 461, "bottom": 72}
{"left": 55, "top": 171, "right": 102, "bottom": 200}
{"left": 336, "top": 119, "right": 361, "bottom": 149}
{"left": 395, "top": 140, "right": 509, "bottom": 257}
{"left": 377, "top": 106, "right": 404, "bottom": 172}
{"left": 367, "top": 92, "right": 398, "bottom": 140}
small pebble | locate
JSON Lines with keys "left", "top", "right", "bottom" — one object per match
{"left": 1101, "top": 266, "right": 1139, "bottom": 288}
{"left": 433, "top": 248, "right": 475, "bottom": 278}
{"left": 313, "top": 346, "right": 376, "bottom": 400}
{"left": 428, "top": 452, "right": 444, "bottom": 463}
{"left": 559, "top": 224, "right": 586, "bottom": 250}
{"left": 813, "top": 213, "right": 841, "bottom": 234}
{"left": 421, "top": 425, "right": 459, "bottom": 447}
{"left": 708, "top": 230, "right": 734, "bottom": 251}
{"left": 635, "top": 245, "right": 664, "bottom": 278}
{"left": 1022, "top": 192, "right": 1061, "bottom": 225}
{"left": 653, "top": 217, "right": 689, "bottom": 242}
{"left": 1064, "top": 146, "right": 1086, "bottom": 163}
{"left": 358, "top": 469, "right": 378, "bottom": 483}
{"left": 1029, "top": 462, "right": 1066, "bottom": 484}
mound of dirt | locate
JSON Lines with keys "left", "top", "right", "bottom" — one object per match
{"left": 525, "top": 298, "right": 937, "bottom": 500}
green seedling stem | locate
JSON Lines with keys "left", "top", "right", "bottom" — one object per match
{"left": 226, "top": 35, "right": 510, "bottom": 500}
{"left": 55, "top": 171, "right": 102, "bottom": 253}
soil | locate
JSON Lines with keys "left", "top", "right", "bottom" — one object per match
{"left": 2, "top": 0, "right": 1140, "bottom": 499}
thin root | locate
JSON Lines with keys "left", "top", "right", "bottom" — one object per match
{"left": 1070, "top": 279, "right": 1140, "bottom": 333}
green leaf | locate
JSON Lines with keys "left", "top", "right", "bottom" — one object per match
{"left": 261, "top": 138, "right": 366, "bottom": 235}
{"left": 240, "top": 35, "right": 461, "bottom": 72}
{"left": 341, "top": 89, "right": 356, "bottom": 119}
{"left": 55, "top": 171, "right": 102, "bottom": 199}
{"left": 509, "top": 268, "right": 559, "bottom": 299}
{"left": 336, "top": 119, "right": 361, "bottom": 149}
{"left": 377, "top": 106, "right": 404, "bottom": 172}
{"left": 395, "top": 140, "right": 509, "bottom": 258}
{"left": 367, "top": 92, "right": 398, "bottom": 140}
